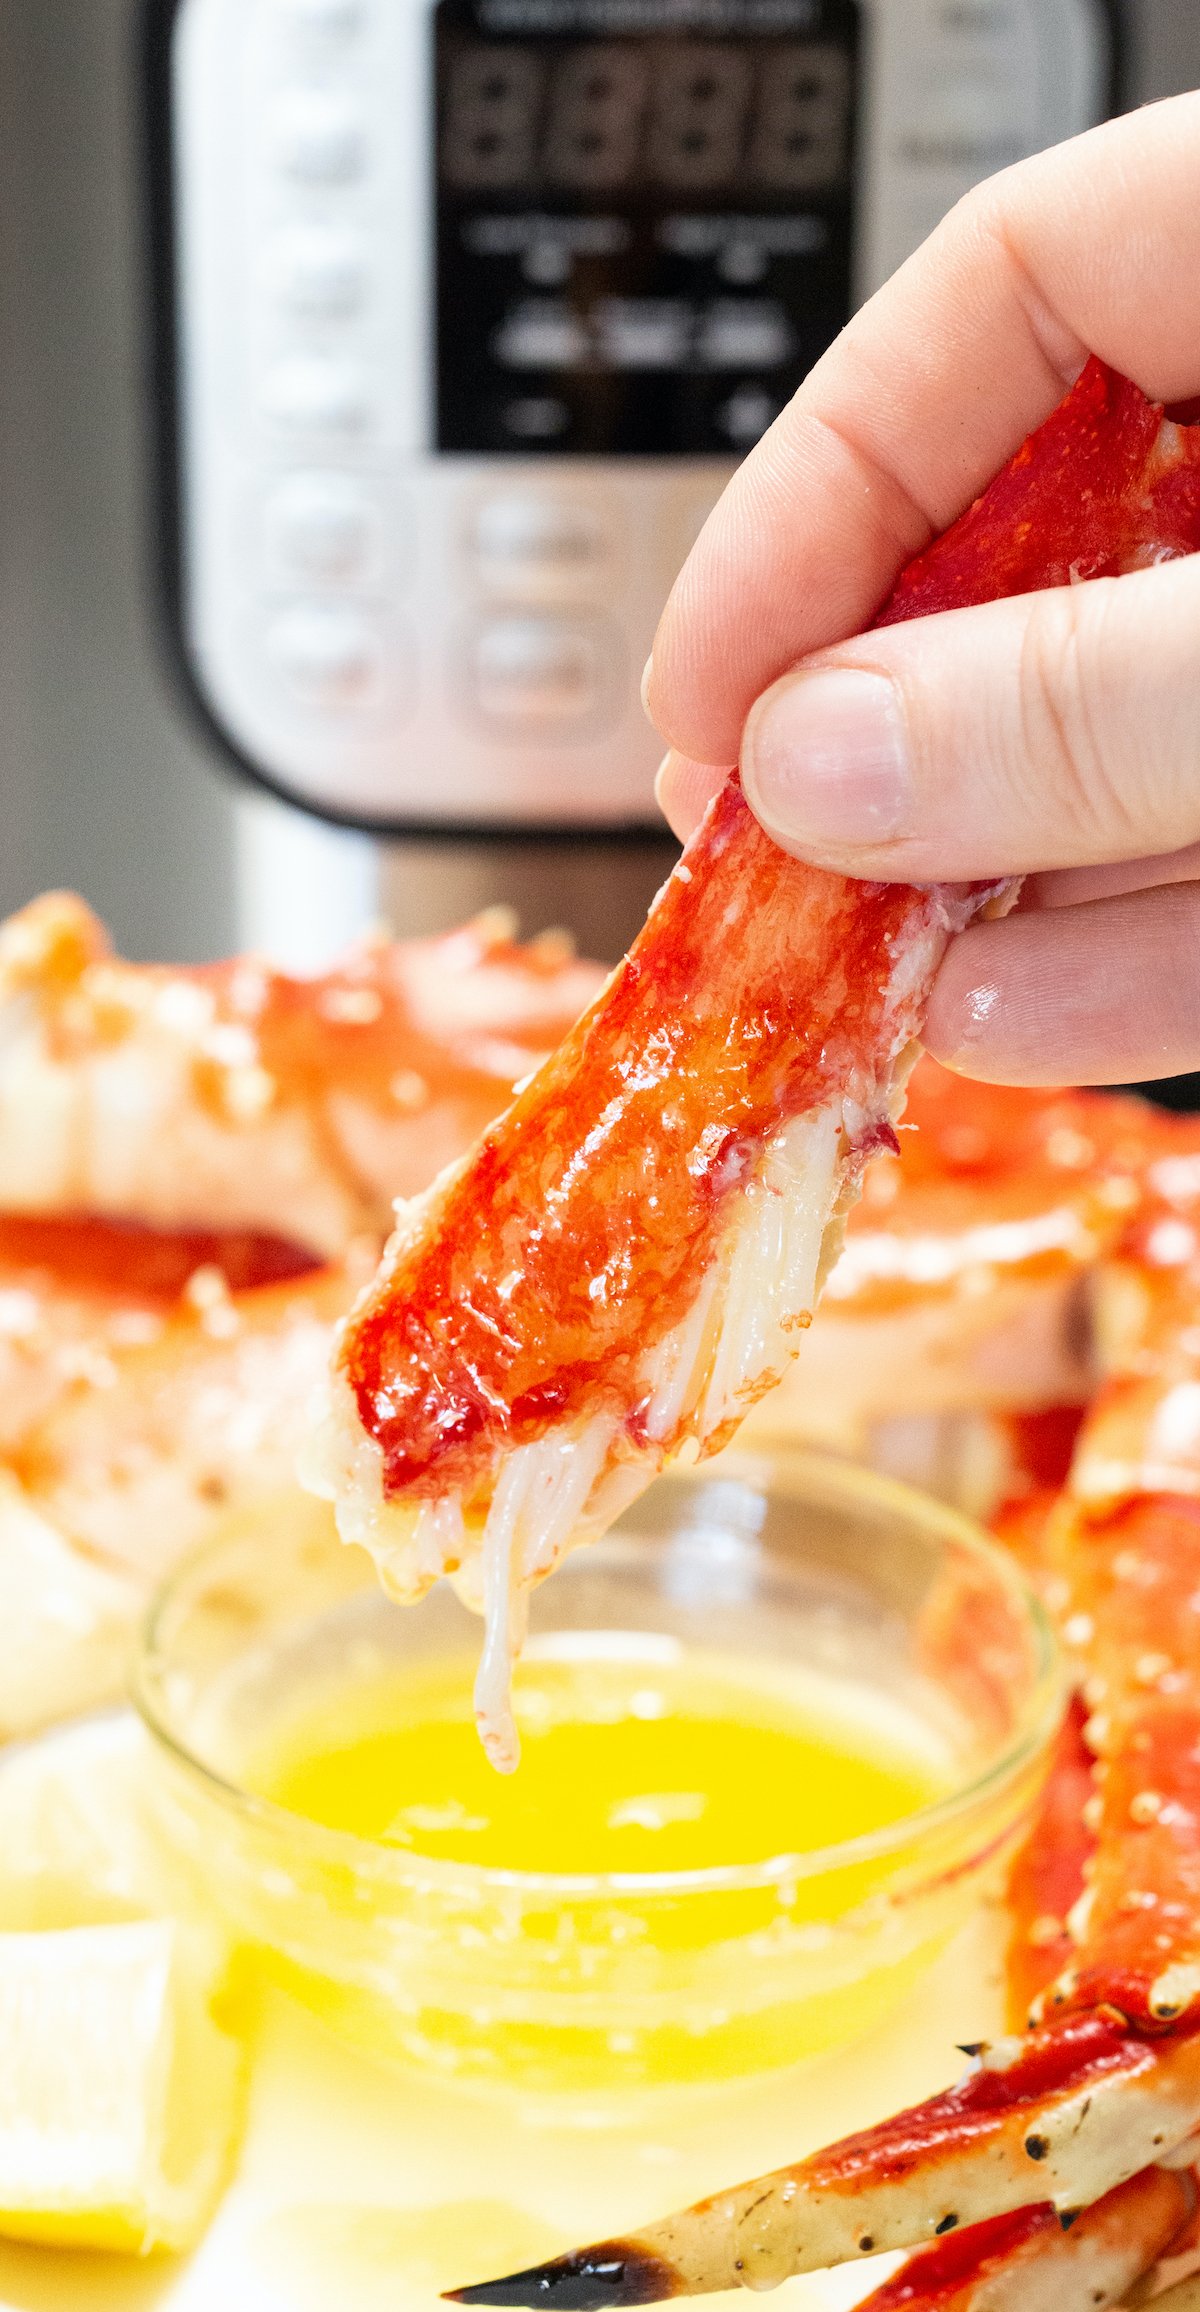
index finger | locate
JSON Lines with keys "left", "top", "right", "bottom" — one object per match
{"left": 647, "top": 93, "right": 1200, "bottom": 769}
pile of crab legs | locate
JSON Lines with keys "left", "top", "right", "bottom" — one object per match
{"left": 4, "top": 363, "right": 1200, "bottom": 2308}
{"left": 0, "top": 896, "right": 603, "bottom": 1733}
{"left": 12, "top": 996, "right": 1200, "bottom": 2310}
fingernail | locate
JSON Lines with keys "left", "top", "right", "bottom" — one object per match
{"left": 742, "top": 668, "right": 913, "bottom": 851}
{"left": 640, "top": 655, "right": 655, "bottom": 718}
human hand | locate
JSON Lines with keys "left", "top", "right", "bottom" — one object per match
{"left": 648, "top": 94, "right": 1200, "bottom": 1088}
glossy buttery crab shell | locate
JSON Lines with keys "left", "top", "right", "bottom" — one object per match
{"left": 311, "top": 805, "right": 984, "bottom": 1766}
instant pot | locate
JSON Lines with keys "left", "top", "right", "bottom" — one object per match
{"left": 152, "top": 0, "right": 1117, "bottom": 836}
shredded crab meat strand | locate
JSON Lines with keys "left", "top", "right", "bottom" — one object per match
{"left": 472, "top": 1421, "right": 615, "bottom": 1770}
{"left": 641, "top": 1264, "right": 724, "bottom": 1446}
{"left": 473, "top": 1450, "right": 535, "bottom": 1774}
{"left": 699, "top": 1108, "right": 842, "bottom": 1434}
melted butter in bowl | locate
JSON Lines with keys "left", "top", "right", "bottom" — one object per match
{"left": 250, "top": 1641, "right": 950, "bottom": 1884}
{"left": 133, "top": 1455, "right": 1060, "bottom": 2097}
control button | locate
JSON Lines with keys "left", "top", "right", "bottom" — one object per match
{"left": 268, "top": 227, "right": 367, "bottom": 319}
{"left": 273, "top": 91, "right": 365, "bottom": 185}
{"left": 698, "top": 301, "right": 794, "bottom": 370}
{"left": 595, "top": 299, "right": 690, "bottom": 370}
{"left": 469, "top": 618, "right": 610, "bottom": 729}
{"left": 716, "top": 386, "right": 780, "bottom": 447}
{"left": 472, "top": 496, "right": 609, "bottom": 592}
{"left": 274, "top": 0, "right": 363, "bottom": 33}
{"left": 267, "top": 603, "right": 381, "bottom": 706}
{"left": 493, "top": 302, "right": 589, "bottom": 371}
{"left": 261, "top": 355, "right": 371, "bottom": 436}
{"left": 501, "top": 396, "right": 570, "bottom": 443}
{"left": 265, "top": 473, "right": 382, "bottom": 584}
{"left": 717, "top": 241, "right": 769, "bottom": 285}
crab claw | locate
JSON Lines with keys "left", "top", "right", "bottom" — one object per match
{"left": 445, "top": 2015, "right": 1200, "bottom": 2308}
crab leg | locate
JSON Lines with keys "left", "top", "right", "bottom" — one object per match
{"left": 1003, "top": 1696, "right": 1095, "bottom": 2032}
{"left": 315, "top": 788, "right": 987, "bottom": 1766}
{"left": 449, "top": 2019, "right": 1200, "bottom": 2308}
{"left": 0, "top": 895, "right": 601, "bottom": 1258}
{"left": 314, "top": 360, "right": 1200, "bottom": 1768}
{"left": 848, "top": 1666, "right": 1176, "bottom": 2312}
{"left": 823, "top": 1332, "right": 1200, "bottom": 2312}
{"left": 848, "top": 2169, "right": 1195, "bottom": 2312}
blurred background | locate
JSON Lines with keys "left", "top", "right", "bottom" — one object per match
{"left": 0, "top": 0, "right": 1197, "bottom": 986}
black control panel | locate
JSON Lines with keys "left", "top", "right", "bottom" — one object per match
{"left": 435, "top": 0, "right": 859, "bottom": 455}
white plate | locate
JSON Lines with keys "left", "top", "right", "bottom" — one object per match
{"left": 0, "top": 1907, "right": 1006, "bottom": 2312}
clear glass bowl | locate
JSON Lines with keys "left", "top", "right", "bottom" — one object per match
{"left": 132, "top": 1452, "right": 1061, "bottom": 2097}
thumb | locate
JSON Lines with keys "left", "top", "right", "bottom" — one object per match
{"left": 739, "top": 554, "right": 1200, "bottom": 883}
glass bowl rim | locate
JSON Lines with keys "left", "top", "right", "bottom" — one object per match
{"left": 130, "top": 1451, "right": 1064, "bottom": 1903}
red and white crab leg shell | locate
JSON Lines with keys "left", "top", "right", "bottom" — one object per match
{"left": 1002, "top": 1696, "right": 1095, "bottom": 2033}
{"left": 446, "top": 2017, "right": 1200, "bottom": 2307}
{"left": 312, "top": 794, "right": 983, "bottom": 1765}
{"left": 848, "top": 2169, "right": 1195, "bottom": 2312}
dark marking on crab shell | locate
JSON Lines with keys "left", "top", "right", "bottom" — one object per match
{"left": 445, "top": 2247, "right": 682, "bottom": 2311}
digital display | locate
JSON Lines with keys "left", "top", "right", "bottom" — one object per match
{"left": 441, "top": 41, "right": 852, "bottom": 196}
{"left": 435, "top": 0, "right": 860, "bottom": 457}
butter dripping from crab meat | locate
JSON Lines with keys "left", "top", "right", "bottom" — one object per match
{"left": 310, "top": 1088, "right": 918, "bottom": 1773}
